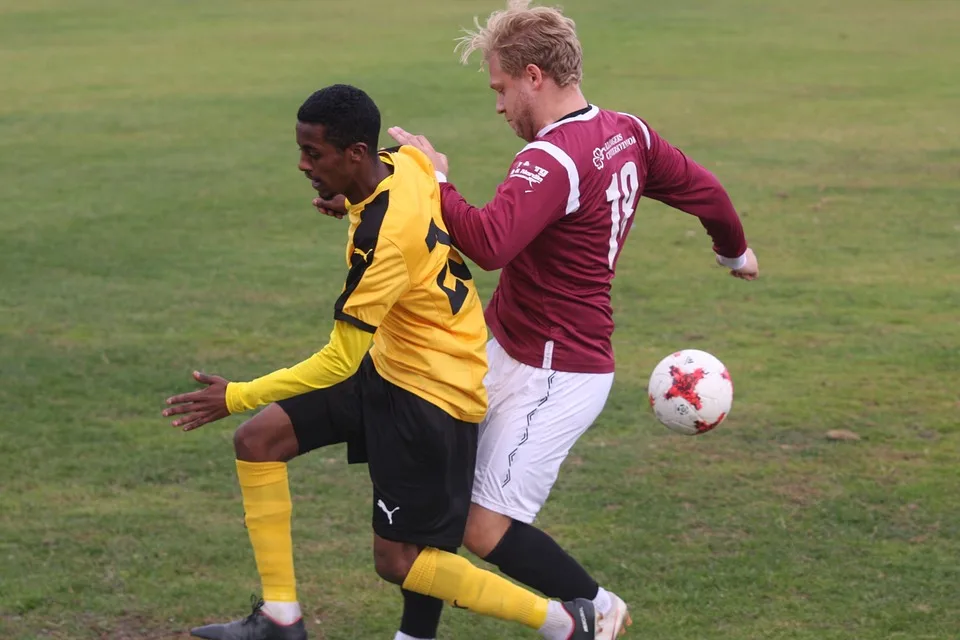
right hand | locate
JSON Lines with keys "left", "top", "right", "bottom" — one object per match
{"left": 718, "top": 247, "right": 759, "bottom": 280}
{"left": 162, "top": 371, "right": 232, "bottom": 431}
{"left": 313, "top": 194, "right": 347, "bottom": 219}
{"left": 387, "top": 126, "right": 449, "bottom": 176}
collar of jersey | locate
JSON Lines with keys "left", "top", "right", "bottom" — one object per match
{"left": 536, "top": 104, "right": 599, "bottom": 138}
{"left": 345, "top": 153, "right": 396, "bottom": 217}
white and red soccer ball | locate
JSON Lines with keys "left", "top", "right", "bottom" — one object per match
{"left": 647, "top": 349, "right": 733, "bottom": 435}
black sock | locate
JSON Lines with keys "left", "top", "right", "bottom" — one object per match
{"left": 398, "top": 545, "right": 455, "bottom": 639}
{"left": 399, "top": 589, "right": 443, "bottom": 639}
{"left": 484, "top": 520, "right": 599, "bottom": 602}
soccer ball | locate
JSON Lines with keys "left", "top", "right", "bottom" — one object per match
{"left": 647, "top": 349, "right": 733, "bottom": 435}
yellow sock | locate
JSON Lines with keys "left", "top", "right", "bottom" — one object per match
{"left": 236, "top": 460, "right": 297, "bottom": 602}
{"left": 402, "top": 547, "right": 548, "bottom": 630}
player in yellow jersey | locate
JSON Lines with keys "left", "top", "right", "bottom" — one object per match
{"left": 162, "top": 84, "right": 600, "bottom": 640}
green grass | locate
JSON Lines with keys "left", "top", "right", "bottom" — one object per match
{"left": 2, "top": 0, "right": 958, "bottom": 638}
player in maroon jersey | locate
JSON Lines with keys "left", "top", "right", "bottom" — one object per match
{"left": 317, "top": 3, "right": 758, "bottom": 639}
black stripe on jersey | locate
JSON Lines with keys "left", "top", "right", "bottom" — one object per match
{"left": 425, "top": 218, "right": 451, "bottom": 252}
{"left": 333, "top": 190, "right": 390, "bottom": 334}
{"left": 381, "top": 145, "right": 402, "bottom": 154}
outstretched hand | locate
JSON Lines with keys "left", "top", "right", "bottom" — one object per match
{"left": 162, "top": 371, "right": 231, "bottom": 431}
{"left": 387, "top": 126, "right": 449, "bottom": 176}
{"left": 718, "top": 248, "right": 759, "bottom": 280}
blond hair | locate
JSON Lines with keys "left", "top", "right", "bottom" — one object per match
{"left": 455, "top": 0, "right": 583, "bottom": 87}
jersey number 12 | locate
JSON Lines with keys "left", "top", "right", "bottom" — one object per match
{"left": 605, "top": 160, "right": 639, "bottom": 270}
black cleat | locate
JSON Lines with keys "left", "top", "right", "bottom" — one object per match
{"left": 190, "top": 597, "right": 307, "bottom": 640}
{"left": 562, "top": 597, "right": 598, "bottom": 639}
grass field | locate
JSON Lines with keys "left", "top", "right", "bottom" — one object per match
{"left": 2, "top": 0, "right": 958, "bottom": 638}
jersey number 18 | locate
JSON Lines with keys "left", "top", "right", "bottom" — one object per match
{"left": 605, "top": 160, "right": 640, "bottom": 270}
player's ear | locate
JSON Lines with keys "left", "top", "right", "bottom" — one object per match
{"left": 525, "top": 63, "right": 544, "bottom": 88}
{"left": 345, "top": 142, "right": 368, "bottom": 164}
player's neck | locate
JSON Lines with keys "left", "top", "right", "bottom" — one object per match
{"left": 536, "top": 86, "right": 589, "bottom": 134}
{"left": 346, "top": 157, "right": 393, "bottom": 205}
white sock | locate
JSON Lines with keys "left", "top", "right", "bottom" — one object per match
{"left": 538, "top": 600, "right": 574, "bottom": 640}
{"left": 261, "top": 600, "right": 302, "bottom": 625}
{"left": 593, "top": 587, "right": 613, "bottom": 616}
{"left": 394, "top": 632, "right": 434, "bottom": 640}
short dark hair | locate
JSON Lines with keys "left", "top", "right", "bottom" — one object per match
{"left": 297, "top": 84, "right": 380, "bottom": 153}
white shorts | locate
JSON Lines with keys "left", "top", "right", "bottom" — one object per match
{"left": 472, "top": 337, "right": 615, "bottom": 524}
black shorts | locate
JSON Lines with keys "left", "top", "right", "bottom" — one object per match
{"left": 276, "top": 355, "right": 478, "bottom": 549}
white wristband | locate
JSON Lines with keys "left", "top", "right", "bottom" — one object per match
{"left": 435, "top": 171, "right": 448, "bottom": 184}
{"left": 716, "top": 251, "right": 748, "bottom": 270}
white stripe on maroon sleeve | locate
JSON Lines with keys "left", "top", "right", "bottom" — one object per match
{"left": 517, "top": 141, "right": 580, "bottom": 215}
{"left": 618, "top": 112, "right": 652, "bottom": 149}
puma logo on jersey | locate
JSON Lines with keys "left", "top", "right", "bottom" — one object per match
{"left": 353, "top": 247, "right": 372, "bottom": 262}
{"left": 377, "top": 499, "right": 399, "bottom": 525}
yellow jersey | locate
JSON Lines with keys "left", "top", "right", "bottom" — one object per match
{"left": 335, "top": 146, "right": 488, "bottom": 422}
{"left": 225, "top": 145, "right": 489, "bottom": 423}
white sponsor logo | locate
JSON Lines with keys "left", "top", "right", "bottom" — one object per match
{"left": 592, "top": 147, "right": 605, "bottom": 170}
{"left": 592, "top": 133, "right": 638, "bottom": 170}
{"left": 509, "top": 160, "right": 550, "bottom": 190}
{"left": 377, "top": 499, "right": 400, "bottom": 525}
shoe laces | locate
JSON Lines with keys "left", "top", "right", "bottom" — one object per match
{"left": 244, "top": 595, "right": 266, "bottom": 626}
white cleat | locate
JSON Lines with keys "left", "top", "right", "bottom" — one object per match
{"left": 596, "top": 592, "right": 631, "bottom": 639}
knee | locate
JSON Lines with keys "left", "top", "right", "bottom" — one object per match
{"left": 233, "top": 420, "right": 270, "bottom": 461}
{"left": 233, "top": 407, "right": 298, "bottom": 462}
{"left": 463, "top": 520, "right": 501, "bottom": 559}
{"left": 463, "top": 506, "right": 512, "bottom": 559}
{"left": 373, "top": 545, "right": 417, "bottom": 585}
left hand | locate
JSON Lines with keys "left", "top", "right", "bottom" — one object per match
{"left": 314, "top": 194, "right": 347, "bottom": 219}
{"left": 717, "top": 247, "right": 759, "bottom": 281}
{"left": 387, "top": 126, "right": 449, "bottom": 176}
{"left": 163, "top": 371, "right": 232, "bottom": 431}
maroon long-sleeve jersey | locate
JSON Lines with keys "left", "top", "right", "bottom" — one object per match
{"left": 440, "top": 105, "right": 747, "bottom": 374}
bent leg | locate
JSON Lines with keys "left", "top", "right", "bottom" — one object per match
{"left": 363, "top": 369, "right": 593, "bottom": 639}
{"left": 233, "top": 404, "right": 301, "bottom": 608}
{"left": 467, "top": 341, "right": 626, "bottom": 625}
{"left": 191, "top": 402, "right": 309, "bottom": 638}
{"left": 465, "top": 502, "right": 600, "bottom": 603}
{"left": 373, "top": 536, "right": 549, "bottom": 630}
{"left": 225, "top": 370, "right": 364, "bottom": 629}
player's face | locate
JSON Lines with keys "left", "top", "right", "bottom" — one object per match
{"left": 488, "top": 53, "right": 538, "bottom": 142}
{"left": 295, "top": 122, "right": 363, "bottom": 200}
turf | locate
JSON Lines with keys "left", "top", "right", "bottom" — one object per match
{"left": 1, "top": 0, "right": 958, "bottom": 638}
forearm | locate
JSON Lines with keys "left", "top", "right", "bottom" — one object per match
{"left": 439, "top": 172, "right": 566, "bottom": 271}
{"left": 692, "top": 180, "right": 748, "bottom": 261}
{"left": 644, "top": 126, "right": 749, "bottom": 261}
{"left": 224, "top": 321, "right": 373, "bottom": 414}
{"left": 439, "top": 182, "right": 511, "bottom": 270}
{"left": 653, "top": 168, "right": 747, "bottom": 260}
